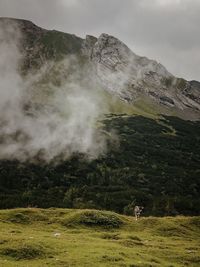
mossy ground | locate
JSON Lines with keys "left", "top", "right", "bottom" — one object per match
{"left": 0, "top": 208, "right": 199, "bottom": 266}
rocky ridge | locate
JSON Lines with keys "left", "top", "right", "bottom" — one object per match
{"left": 83, "top": 33, "right": 200, "bottom": 114}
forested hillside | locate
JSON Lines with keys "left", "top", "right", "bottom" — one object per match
{"left": 1, "top": 115, "right": 199, "bottom": 216}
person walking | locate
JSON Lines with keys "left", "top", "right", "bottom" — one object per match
{"left": 134, "top": 206, "right": 144, "bottom": 220}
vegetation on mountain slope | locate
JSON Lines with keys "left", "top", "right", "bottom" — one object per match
{"left": 0, "top": 115, "right": 199, "bottom": 216}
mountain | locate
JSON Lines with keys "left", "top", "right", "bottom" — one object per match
{"left": 1, "top": 17, "right": 200, "bottom": 120}
{"left": 0, "top": 17, "right": 200, "bottom": 216}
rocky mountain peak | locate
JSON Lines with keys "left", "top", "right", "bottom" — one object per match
{"left": 84, "top": 33, "right": 172, "bottom": 100}
{"left": 82, "top": 32, "right": 200, "bottom": 115}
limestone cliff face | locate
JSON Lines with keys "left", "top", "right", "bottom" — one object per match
{"left": 83, "top": 33, "right": 200, "bottom": 113}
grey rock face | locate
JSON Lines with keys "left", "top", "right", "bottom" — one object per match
{"left": 83, "top": 33, "right": 200, "bottom": 113}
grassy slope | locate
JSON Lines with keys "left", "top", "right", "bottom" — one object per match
{"left": 0, "top": 208, "right": 199, "bottom": 267}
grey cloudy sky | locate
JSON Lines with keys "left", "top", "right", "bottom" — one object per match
{"left": 0, "top": 0, "right": 200, "bottom": 81}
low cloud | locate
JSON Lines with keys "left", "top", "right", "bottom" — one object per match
{"left": 0, "top": 21, "right": 107, "bottom": 163}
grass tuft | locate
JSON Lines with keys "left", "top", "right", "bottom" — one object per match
{"left": 0, "top": 244, "right": 46, "bottom": 260}
{"left": 100, "top": 233, "right": 121, "bottom": 240}
{"left": 7, "top": 213, "right": 30, "bottom": 224}
{"left": 62, "top": 209, "right": 124, "bottom": 228}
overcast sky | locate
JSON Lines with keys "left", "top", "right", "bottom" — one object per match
{"left": 0, "top": 0, "right": 200, "bottom": 81}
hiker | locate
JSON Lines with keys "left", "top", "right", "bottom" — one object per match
{"left": 134, "top": 206, "right": 144, "bottom": 220}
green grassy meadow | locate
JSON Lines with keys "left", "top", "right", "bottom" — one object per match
{"left": 0, "top": 208, "right": 199, "bottom": 267}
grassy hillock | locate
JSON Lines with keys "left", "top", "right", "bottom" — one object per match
{"left": 0, "top": 208, "right": 199, "bottom": 266}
